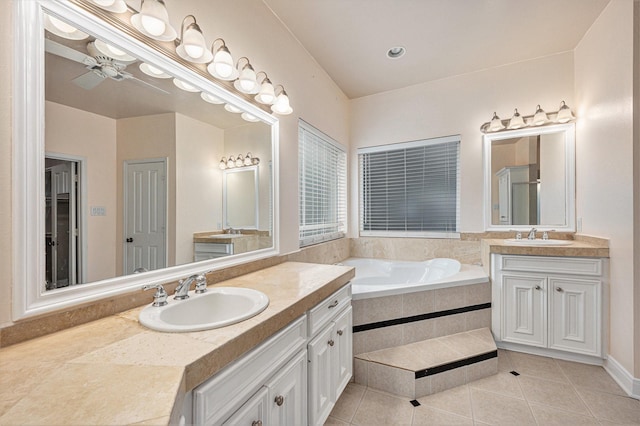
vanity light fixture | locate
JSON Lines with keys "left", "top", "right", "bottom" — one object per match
{"left": 532, "top": 104, "right": 549, "bottom": 126}
{"left": 44, "top": 14, "right": 89, "bottom": 40}
{"left": 219, "top": 153, "right": 259, "bottom": 170}
{"left": 234, "top": 57, "right": 260, "bottom": 94}
{"left": 241, "top": 112, "right": 260, "bottom": 122}
{"left": 86, "top": 0, "right": 128, "bottom": 14}
{"left": 255, "top": 72, "right": 276, "bottom": 105}
{"left": 201, "top": 92, "right": 225, "bottom": 104}
{"left": 507, "top": 108, "right": 526, "bottom": 130}
{"left": 224, "top": 103, "right": 243, "bottom": 113}
{"left": 271, "top": 85, "right": 293, "bottom": 115}
{"left": 556, "top": 101, "right": 575, "bottom": 123}
{"left": 488, "top": 112, "right": 506, "bottom": 132}
{"left": 208, "top": 39, "right": 238, "bottom": 81}
{"left": 92, "top": 39, "right": 137, "bottom": 63}
{"left": 175, "top": 15, "right": 213, "bottom": 63}
{"left": 139, "top": 62, "right": 171, "bottom": 78}
{"left": 131, "top": 0, "right": 177, "bottom": 41}
{"left": 480, "top": 101, "right": 575, "bottom": 133}
{"left": 173, "top": 78, "right": 199, "bottom": 92}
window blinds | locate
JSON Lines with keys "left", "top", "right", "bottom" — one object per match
{"left": 359, "top": 136, "right": 460, "bottom": 237}
{"left": 298, "top": 120, "right": 347, "bottom": 247}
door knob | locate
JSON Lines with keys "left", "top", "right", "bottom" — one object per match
{"left": 126, "top": 237, "right": 133, "bottom": 243}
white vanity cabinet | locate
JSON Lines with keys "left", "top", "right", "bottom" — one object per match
{"left": 492, "top": 254, "right": 606, "bottom": 359}
{"left": 307, "top": 285, "right": 353, "bottom": 426}
{"left": 194, "top": 242, "right": 233, "bottom": 261}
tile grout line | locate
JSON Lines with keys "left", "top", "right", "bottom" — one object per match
{"left": 553, "top": 357, "right": 601, "bottom": 421}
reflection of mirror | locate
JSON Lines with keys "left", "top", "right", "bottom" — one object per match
{"left": 224, "top": 166, "right": 259, "bottom": 229}
{"left": 13, "top": 1, "right": 279, "bottom": 319}
{"left": 483, "top": 123, "right": 575, "bottom": 231}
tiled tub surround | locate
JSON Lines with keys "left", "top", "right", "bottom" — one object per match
{"left": 0, "top": 262, "right": 354, "bottom": 425}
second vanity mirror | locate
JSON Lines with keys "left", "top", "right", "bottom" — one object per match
{"left": 13, "top": 1, "right": 279, "bottom": 319}
{"left": 483, "top": 123, "right": 575, "bottom": 232}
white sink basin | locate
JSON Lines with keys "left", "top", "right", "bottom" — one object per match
{"left": 504, "top": 238, "right": 573, "bottom": 246}
{"left": 139, "top": 287, "right": 269, "bottom": 332}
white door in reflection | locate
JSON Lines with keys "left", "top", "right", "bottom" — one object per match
{"left": 124, "top": 159, "right": 167, "bottom": 274}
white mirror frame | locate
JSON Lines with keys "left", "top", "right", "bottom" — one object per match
{"left": 13, "top": 0, "right": 280, "bottom": 320}
{"left": 482, "top": 122, "right": 575, "bottom": 232}
{"left": 223, "top": 166, "right": 260, "bottom": 230}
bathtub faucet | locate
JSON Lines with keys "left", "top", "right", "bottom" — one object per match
{"left": 527, "top": 228, "right": 537, "bottom": 240}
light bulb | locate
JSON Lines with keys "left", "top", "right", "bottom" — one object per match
{"left": 532, "top": 105, "right": 549, "bottom": 126}
{"left": 141, "top": 15, "right": 165, "bottom": 36}
{"left": 239, "top": 66, "right": 257, "bottom": 92}
{"left": 244, "top": 154, "right": 252, "bottom": 166}
{"left": 219, "top": 158, "right": 227, "bottom": 170}
{"left": 255, "top": 79, "right": 275, "bottom": 104}
{"left": 93, "top": 0, "right": 116, "bottom": 6}
{"left": 271, "top": 92, "right": 292, "bottom": 115}
{"left": 488, "top": 112, "right": 505, "bottom": 132}
{"left": 49, "top": 16, "right": 78, "bottom": 34}
{"left": 139, "top": 0, "right": 169, "bottom": 36}
{"left": 214, "top": 50, "right": 233, "bottom": 78}
{"left": 182, "top": 26, "right": 206, "bottom": 59}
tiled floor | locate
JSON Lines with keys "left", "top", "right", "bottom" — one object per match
{"left": 325, "top": 349, "right": 640, "bottom": 425}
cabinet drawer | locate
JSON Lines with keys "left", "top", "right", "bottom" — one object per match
{"left": 194, "top": 242, "right": 233, "bottom": 254}
{"left": 501, "top": 255, "right": 602, "bottom": 276}
{"left": 194, "top": 316, "right": 307, "bottom": 425}
{"left": 308, "top": 284, "right": 351, "bottom": 337}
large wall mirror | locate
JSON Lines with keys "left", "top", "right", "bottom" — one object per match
{"left": 13, "top": 0, "right": 279, "bottom": 319}
{"left": 483, "top": 123, "right": 575, "bottom": 232}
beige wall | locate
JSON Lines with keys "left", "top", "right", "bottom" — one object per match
{"left": 349, "top": 52, "right": 575, "bottom": 235}
{"left": 45, "top": 101, "right": 118, "bottom": 282}
{"left": 575, "top": 0, "right": 636, "bottom": 375}
{"left": 175, "top": 113, "right": 224, "bottom": 265}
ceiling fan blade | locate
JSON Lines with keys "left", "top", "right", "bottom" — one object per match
{"left": 121, "top": 73, "right": 170, "bottom": 95}
{"left": 72, "top": 70, "right": 105, "bottom": 90}
{"left": 45, "top": 38, "right": 92, "bottom": 65}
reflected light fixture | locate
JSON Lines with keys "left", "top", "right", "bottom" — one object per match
{"left": 487, "top": 112, "right": 505, "bottom": 132}
{"left": 176, "top": 15, "right": 212, "bottom": 63}
{"left": 219, "top": 153, "right": 259, "bottom": 169}
{"left": 224, "top": 103, "right": 242, "bottom": 113}
{"left": 271, "top": 85, "right": 293, "bottom": 115}
{"left": 208, "top": 39, "right": 238, "bottom": 81}
{"left": 532, "top": 104, "right": 549, "bottom": 126}
{"left": 507, "top": 108, "right": 526, "bottom": 130}
{"left": 556, "top": 101, "right": 575, "bottom": 123}
{"left": 92, "top": 39, "right": 137, "bottom": 63}
{"left": 173, "top": 78, "right": 199, "bottom": 92}
{"left": 139, "top": 62, "right": 171, "bottom": 78}
{"left": 131, "top": 0, "right": 177, "bottom": 41}
{"left": 87, "top": 0, "right": 128, "bottom": 13}
{"left": 44, "top": 14, "right": 89, "bottom": 40}
{"left": 201, "top": 92, "right": 224, "bottom": 104}
{"left": 233, "top": 57, "right": 259, "bottom": 94}
{"left": 241, "top": 112, "right": 260, "bottom": 122}
{"left": 255, "top": 72, "right": 276, "bottom": 105}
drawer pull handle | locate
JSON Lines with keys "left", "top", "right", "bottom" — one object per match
{"left": 328, "top": 300, "right": 339, "bottom": 309}
{"left": 535, "top": 285, "right": 542, "bottom": 290}
{"left": 337, "top": 330, "right": 343, "bottom": 336}
{"left": 252, "top": 421, "right": 263, "bottom": 426}
{"left": 556, "top": 287, "right": 564, "bottom": 292}
{"left": 275, "top": 395, "right": 284, "bottom": 406}
{"left": 328, "top": 339, "right": 335, "bottom": 347}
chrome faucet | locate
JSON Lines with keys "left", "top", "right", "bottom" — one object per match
{"left": 174, "top": 273, "right": 208, "bottom": 300}
{"left": 527, "top": 227, "right": 537, "bottom": 240}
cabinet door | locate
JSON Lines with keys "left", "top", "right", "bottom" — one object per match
{"left": 268, "top": 350, "right": 307, "bottom": 426}
{"left": 549, "top": 277, "right": 601, "bottom": 356}
{"left": 223, "top": 386, "right": 269, "bottom": 426}
{"left": 307, "top": 323, "right": 334, "bottom": 426}
{"left": 333, "top": 306, "right": 353, "bottom": 398}
{"left": 503, "top": 274, "right": 547, "bottom": 347}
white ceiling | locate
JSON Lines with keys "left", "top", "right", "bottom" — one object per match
{"left": 262, "top": 0, "right": 610, "bottom": 99}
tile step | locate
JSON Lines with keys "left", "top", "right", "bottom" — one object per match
{"left": 354, "top": 327, "right": 498, "bottom": 398}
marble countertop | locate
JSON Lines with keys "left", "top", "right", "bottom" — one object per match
{"left": 193, "top": 232, "right": 260, "bottom": 244}
{"left": 0, "top": 262, "right": 354, "bottom": 425}
{"left": 481, "top": 238, "right": 609, "bottom": 258}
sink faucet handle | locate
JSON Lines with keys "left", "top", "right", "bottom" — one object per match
{"left": 195, "top": 274, "right": 208, "bottom": 294}
{"left": 542, "top": 229, "right": 556, "bottom": 240}
{"left": 142, "top": 284, "right": 168, "bottom": 307}
{"left": 527, "top": 227, "right": 537, "bottom": 240}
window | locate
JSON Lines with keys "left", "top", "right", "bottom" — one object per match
{"left": 299, "top": 120, "right": 347, "bottom": 247}
{"left": 359, "top": 135, "right": 460, "bottom": 238}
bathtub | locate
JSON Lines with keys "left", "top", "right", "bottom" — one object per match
{"left": 341, "top": 257, "right": 489, "bottom": 300}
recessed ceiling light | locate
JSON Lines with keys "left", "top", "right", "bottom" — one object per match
{"left": 387, "top": 46, "right": 406, "bottom": 59}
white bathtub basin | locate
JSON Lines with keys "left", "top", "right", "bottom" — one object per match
{"left": 139, "top": 287, "right": 269, "bottom": 332}
{"left": 504, "top": 238, "right": 573, "bottom": 246}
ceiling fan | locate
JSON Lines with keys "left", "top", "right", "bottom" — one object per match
{"left": 45, "top": 38, "right": 169, "bottom": 94}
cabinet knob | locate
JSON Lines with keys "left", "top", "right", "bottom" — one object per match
{"left": 328, "top": 339, "right": 335, "bottom": 347}
{"left": 556, "top": 287, "right": 564, "bottom": 292}
{"left": 252, "top": 421, "right": 263, "bottom": 426}
{"left": 274, "top": 395, "right": 284, "bottom": 406}
{"left": 535, "top": 285, "right": 542, "bottom": 290}
{"left": 337, "top": 329, "right": 343, "bottom": 336}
